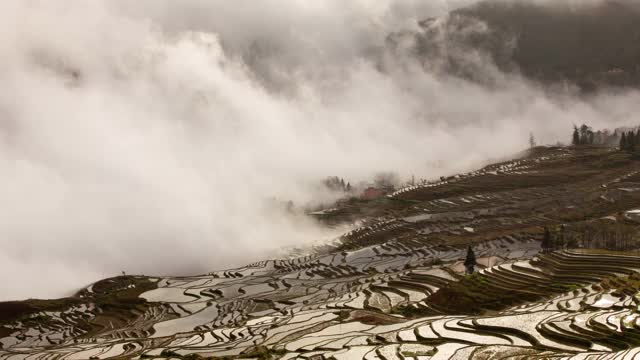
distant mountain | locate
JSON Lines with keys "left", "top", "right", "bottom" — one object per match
{"left": 390, "top": 0, "right": 640, "bottom": 91}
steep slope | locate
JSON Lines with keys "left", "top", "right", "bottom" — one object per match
{"left": 397, "top": 0, "right": 640, "bottom": 91}
{"left": 3, "top": 146, "right": 640, "bottom": 359}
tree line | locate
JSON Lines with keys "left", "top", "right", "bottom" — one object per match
{"left": 323, "top": 176, "right": 352, "bottom": 193}
{"left": 572, "top": 124, "right": 594, "bottom": 145}
{"left": 541, "top": 223, "right": 639, "bottom": 253}
{"left": 571, "top": 124, "right": 621, "bottom": 146}
{"left": 619, "top": 129, "right": 640, "bottom": 152}
{"left": 571, "top": 123, "right": 640, "bottom": 151}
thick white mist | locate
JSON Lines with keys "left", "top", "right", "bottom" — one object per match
{"left": 0, "top": 0, "right": 638, "bottom": 300}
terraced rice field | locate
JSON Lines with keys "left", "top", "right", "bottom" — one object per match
{"left": 3, "top": 146, "right": 640, "bottom": 359}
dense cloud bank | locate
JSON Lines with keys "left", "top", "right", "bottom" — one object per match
{"left": 1, "top": 0, "right": 638, "bottom": 300}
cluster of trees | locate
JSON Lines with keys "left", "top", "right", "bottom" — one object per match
{"left": 323, "top": 172, "right": 402, "bottom": 194}
{"left": 323, "top": 176, "right": 352, "bottom": 192}
{"left": 572, "top": 124, "right": 595, "bottom": 145}
{"left": 571, "top": 124, "right": 630, "bottom": 147}
{"left": 572, "top": 222, "right": 638, "bottom": 251}
{"left": 541, "top": 226, "right": 574, "bottom": 253}
{"left": 619, "top": 129, "right": 640, "bottom": 152}
{"left": 541, "top": 223, "right": 638, "bottom": 252}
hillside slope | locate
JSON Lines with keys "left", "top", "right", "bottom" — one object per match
{"left": 3, "top": 146, "right": 640, "bottom": 358}
{"left": 400, "top": 0, "right": 640, "bottom": 91}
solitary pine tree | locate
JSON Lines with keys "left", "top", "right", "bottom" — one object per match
{"left": 620, "top": 132, "right": 627, "bottom": 151}
{"left": 464, "top": 245, "right": 477, "bottom": 275}
{"left": 345, "top": 182, "right": 352, "bottom": 192}
{"left": 529, "top": 132, "right": 536, "bottom": 149}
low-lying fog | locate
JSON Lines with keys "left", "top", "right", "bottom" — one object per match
{"left": 1, "top": 0, "right": 638, "bottom": 300}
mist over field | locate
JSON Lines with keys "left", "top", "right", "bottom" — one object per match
{"left": 1, "top": 0, "right": 639, "bottom": 300}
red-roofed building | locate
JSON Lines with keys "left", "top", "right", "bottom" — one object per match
{"left": 361, "top": 187, "right": 384, "bottom": 200}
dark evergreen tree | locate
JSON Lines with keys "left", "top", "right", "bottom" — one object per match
{"left": 628, "top": 131, "right": 636, "bottom": 152}
{"left": 345, "top": 182, "right": 352, "bottom": 192}
{"left": 572, "top": 126, "right": 580, "bottom": 145}
{"left": 541, "top": 227, "right": 553, "bottom": 253}
{"left": 464, "top": 245, "right": 477, "bottom": 274}
{"left": 620, "top": 132, "right": 627, "bottom": 151}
